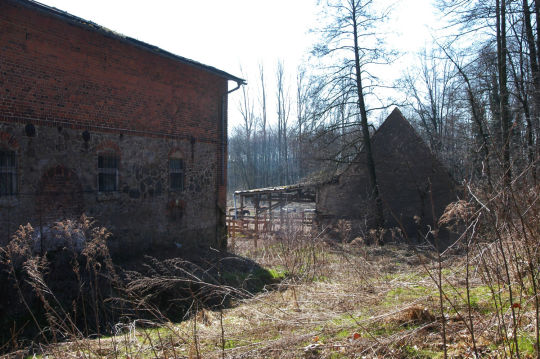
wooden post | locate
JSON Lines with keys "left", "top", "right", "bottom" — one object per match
{"left": 280, "top": 193, "right": 284, "bottom": 231}
{"left": 255, "top": 194, "right": 260, "bottom": 234}
{"left": 268, "top": 194, "right": 273, "bottom": 232}
{"left": 230, "top": 217, "right": 236, "bottom": 252}
{"left": 254, "top": 194, "right": 259, "bottom": 248}
{"left": 240, "top": 195, "right": 244, "bottom": 219}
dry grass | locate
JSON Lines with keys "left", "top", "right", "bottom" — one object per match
{"left": 11, "top": 235, "right": 523, "bottom": 359}
{"left": 3, "top": 179, "right": 539, "bottom": 359}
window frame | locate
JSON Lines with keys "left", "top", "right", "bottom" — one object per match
{"left": 97, "top": 152, "right": 119, "bottom": 193}
{"left": 169, "top": 157, "right": 185, "bottom": 192}
{"left": 0, "top": 149, "right": 17, "bottom": 197}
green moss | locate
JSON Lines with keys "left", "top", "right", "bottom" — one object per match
{"left": 383, "top": 271, "right": 428, "bottom": 283}
{"left": 384, "top": 285, "right": 433, "bottom": 306}
{"left": 370, "top": 322, "right": 408, "bottom": 336}
{"left": 366, "top": 319, "right": 424, "bottom": 338}
{"left": 316, "top": 313, "right": 365, "bottom": 331}
{"left": 224, "top": 339, "right": 242, "bottom": 349}
{"left": 329, "top": 352, "right": 348, "bottom": 359}
{"left": 222, "top": 266, "right": 283, "bottom": 292}
{"left": 516, "top": 332, "right": 537, "bottom": 357}
{"left": 136, "top": 326, "right": 174, "bottom": 344}
{"left": 449, "top": 285, "right": 507, "bottom": 315}
{"left": 267, "top": 267, "right": 288, "bottom": 280}
{"left": 401, "top": 345, "right": 443, "bottom": 358}
{"left": 440, "top": 268, "right": 453, "bottom": 277}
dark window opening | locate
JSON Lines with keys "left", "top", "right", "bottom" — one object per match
{"left": 0, "top": 150, "right": 17, "bottom": 196}
{"left": 169, "top": 158, "right": 184, "bottom": 191}
{"left": 98, "top": 154, "right": 118, "bottom": 192}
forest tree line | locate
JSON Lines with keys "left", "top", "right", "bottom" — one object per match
{"left": 228, "top": 0, "right": 539, "bottom": 196}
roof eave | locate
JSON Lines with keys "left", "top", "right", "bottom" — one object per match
{"left": 11, "top": 0, "right": 246, "bottom": 84}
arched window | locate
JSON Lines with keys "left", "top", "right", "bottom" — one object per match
{"left": 0, "top": 149, "right": 17, "bottom": 196}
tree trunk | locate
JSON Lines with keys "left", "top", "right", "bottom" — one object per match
{"left": 259, "top": 65, "right": 268, "bottom": 187}
{"left": 496, "top": 0, "right": 512, "bottom": 186}
{"left": 352, "top": 2, "right": 384, "bottom": 227}
{"left": 522, "top": 0, "right": 539, "bottom": 183}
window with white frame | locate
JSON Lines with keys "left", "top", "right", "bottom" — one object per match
{"left": 169, "top": 157, "right": 184, "bottom": 191}
{"left": 0, "top": 149, "right": 17, "bottom": 196}
{"left": 98, "top": 154, "right": 119, "bottom": 192}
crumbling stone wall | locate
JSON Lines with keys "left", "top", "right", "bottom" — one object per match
{"left": 0, "top": 122, "right": 220, "bottom": 254}
{"left": 317, "top": 108, "right": 457, "bottom": 243}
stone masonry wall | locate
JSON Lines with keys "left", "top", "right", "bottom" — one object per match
{"left": 0, "top": 122, "right": 219, "bottom": 254}
{"left": 317, "top": 109, "right": 456, "bottom": 242}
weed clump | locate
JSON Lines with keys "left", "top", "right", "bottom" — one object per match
{"left": 0, "top": 215, "right": 120, "bottom": 353}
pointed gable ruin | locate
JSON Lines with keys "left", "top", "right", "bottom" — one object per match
{"left": 316, "top": 108, "right": 457, "bottom": 241}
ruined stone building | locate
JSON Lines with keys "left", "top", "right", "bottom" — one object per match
{"left": 317, "top": 108, "right": 457, "bottom": 242}
{"left": 0, "top": 0, "right": 244, "bottom": 253}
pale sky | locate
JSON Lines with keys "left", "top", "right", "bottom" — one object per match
{"left": 36, "top": 0, "right": 440, "bottom": 129}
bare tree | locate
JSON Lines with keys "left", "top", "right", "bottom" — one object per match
{"left": 295, "top": 67, "right": 310, "bottom": 181}
{"left": 276, "top": 60, "right": 291, "bottom": 185}
{"left": 258, "top": 64, "right": 269, "bottom": 187}
{"left": 496, "top": 0, "right": 512, "bottom": 185}
{"left": 438, "top": 45, "right": 495, "bottom": 188}
{"left": 401, "top": 47, "right": 496, "bottom": 183}
{"left": 237, "top": 69, "right": 256, "bottom": 189}
{"left": 311, "top": 0, "right": 390, "bottom": 227}
{"left": 436, "top": 0, "right": 540, "bottom": 185}
{"left": 402, "top": 49, "right": 458, "bottom": 154}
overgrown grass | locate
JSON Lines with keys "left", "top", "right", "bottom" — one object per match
{"left": 7, "top": 238, "right": 536, "bottom": 358}
{"left": 3, "top": 176, "right": 540, "bottom": 358}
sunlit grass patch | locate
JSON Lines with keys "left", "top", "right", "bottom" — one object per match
{"left": 400, "top": 344, "right": 444, "bottom": 358}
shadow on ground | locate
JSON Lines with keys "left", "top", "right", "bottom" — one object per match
{"left": 0, "top": 241, "right": 275, "bottom": 354}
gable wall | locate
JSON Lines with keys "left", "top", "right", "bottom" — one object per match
{"left": 0, "top": 1, "right": 229, "bottom": 253}
{"left": 0, "top": 0, "right": 228, "bottom": 140}
{"left": 317, "top": 110, "right": 456, "bottom": 240}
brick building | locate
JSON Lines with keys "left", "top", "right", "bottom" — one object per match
{"left": 317, "top": 108, "right": 457, "bottom": 243}
{"left": 0, "top": 0, "right": 244, "bottom": 253}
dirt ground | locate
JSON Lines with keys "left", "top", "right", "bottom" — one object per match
{"left": 23, "top": 229, "right": 538, "bottom": 359}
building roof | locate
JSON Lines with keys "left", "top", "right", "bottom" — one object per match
{"left": 234, "top": 182, "right": 317, "bottom": 196}
{"left": 10, "top": 0, "right": 246, "bottom": 85}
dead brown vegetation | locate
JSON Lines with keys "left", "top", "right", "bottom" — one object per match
{"left": 0, "top": 172, "right": 539, "bottom": 358}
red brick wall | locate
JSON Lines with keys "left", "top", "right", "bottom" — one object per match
{"left": 0, "top": 0, "right": 232, "bottom": 249}
{"left": 0, "top": 0, "right": 229, "bottom": 143}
